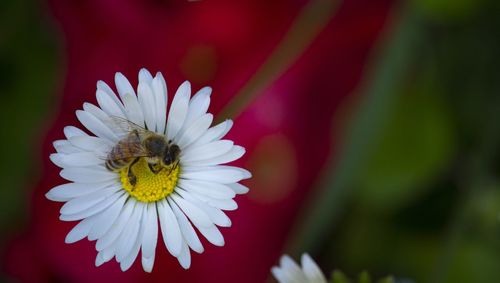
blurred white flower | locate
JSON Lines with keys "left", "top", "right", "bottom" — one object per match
{"left": 272, "top": 253, "right": 327, "bottom": 283}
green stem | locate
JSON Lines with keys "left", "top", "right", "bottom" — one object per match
{"left": 287, "top": 5, "right": 423, "bottom": 255}
{"left": 217, "top": 0, "right": 341, "bottom": 122}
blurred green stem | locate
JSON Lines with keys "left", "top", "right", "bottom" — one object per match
{"left": 217, "top": 0, "right": 341, "bottom": 122}
{"left": 287, "top": 5, "right": 423, "bottom": 255}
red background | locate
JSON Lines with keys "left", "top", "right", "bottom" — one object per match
{"left": 4, "top": 0, "right": 393, "bottom": 282}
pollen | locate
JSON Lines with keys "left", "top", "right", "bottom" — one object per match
{"left": 120, "top": 158, "right": 180, "bottom": 203}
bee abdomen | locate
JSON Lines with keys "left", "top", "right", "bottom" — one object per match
{"left": 105, "top": 157, "right": 130, "bottom": 171}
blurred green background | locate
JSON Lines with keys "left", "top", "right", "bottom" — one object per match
{"left": 0, "top": 0, "right": 58, "bottom": 231}
{"left": 289, "top": 0, "right": 500, "bottom": 282}
{"left": 2, "top": 0, "right": 500, "bottom": 282}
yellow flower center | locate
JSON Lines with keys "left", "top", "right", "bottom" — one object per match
{"left": 120, "top": 158, "right": 180, "bottom": 203}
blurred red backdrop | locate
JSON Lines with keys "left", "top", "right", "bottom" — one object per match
{"left": 4, "top": 0, "right": 393, "bottom": 282}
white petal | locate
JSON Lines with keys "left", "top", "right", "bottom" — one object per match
{"left": 116, "top": 202, "right": 144, "bottom": 262}
{"left": 171, "top": 193, "right": 212, "bottom": 228}
{"left": 190, "top": 120, "right": 233, "bottom": 147}
{"left": 217, "top": 120, "right": 234, "bottom": 140}
{"left": 46, "top": 180, "right": 115, "bottom": 202}
{"left": 168, "top": 198, "right": 204, "bottom": 254}
{"left": 271, "top": 267, "right": 288, "bottom": 283}
{"left": 96, "top": 198, "right": 136, "bottom": 251}
{"left": 65, "top": 216, "right": 96, "bottom": 244}
{"left": 176, "top": 241, "right": 191, "bottom": 269}
{"left": 172, "top": 193, "right": 224, "bottom": 246}
{"left": 272, "top": 256, "right": 308, "bottom": 283}
{"left": 138, "top": 68, "right": 153, "bottom": 85}
{"left": 96, "top": 89, "right": 126, "bottom": 119}
{"left": 60, "top": 191, "right": 123, "bottom": 221}
{"left": 63, "top": 126, "right": 87, "bottom": 139}
{"left": 83, "top": 103, "right": 111, "bottom": 124}
{"left": 204, "top": 197, "right": 238, "bottom": 211}
{"left": 60, "top": 185, "right": 120, "bottom": 215}
{"left": 76, "top": 110, "right": 119, "bottom": 142}
{"left": 176, "top": 188, "right": 232, "bottom": 227}
{"left": 183, "top": 87, "right": 211, "bottom": 128}
{"left": 115, "top": 72, "right": 136, "bottom": 98}
{"left": 181, "top": 140, "right": 233, "bottom": 163}
{"left": 176, "top": 114, "right": 213, "bottom": 149}
{"left": 178, "top": 179, "right": 235, "bottom": 199}
{"left": 60, "top": 167, "right": 117, "bottom": 183}
{"left": 166, "top": 81, "right": 190, "bottom": 140}
{"left": 120, "top": 240, "right": 141, "bottom": 271}
{"left": 152, "top": 73, "right": 167, "bottom": 134}
{"left": 158, "top": 199, "right": 183, "bottom": 257}
{"left": 50, "top": 152, "right": 103, "bottom": 168}
{"left": 53, "top": 140, "right": 80, "bottom": 154}
{"left": 97, "top": 80, "right": 123, "bottom": 112}
{"left": 88, "top": 193, "right": 128, "bottom": 240}
{"left": 120, "top": 218, "right": 144, "bottom": 272}
{"left": 227, "top": 182, "right": 249, "bottom": 195}
{"left": 137, "top": 82, "right": 156, "bottom": 131}
{"left": 95, "top": 245, "right": 115, "bottom": 267}
{"left": 275, "top": 265, "right": 305, "bottom": 283}
{"left": 184, "top": 145, "right": 245, "bottom": 167}
{"left": 188, "top": 190, "right": 237, "bottom": 212}
{"left": 197, "top": 225, "right": 224, "bottom": 247}
{"left": 181, "top": 166, "right": 251, "bottom": 184}
{"left": 49, "top": 153, "right": 66, "bottom": 168}
{"left": 141, "top": 203, "right": 158, "bottom": 259}
{"left": 68, "top": 136, "right": 112, "bottom": 152}
{"left": 301, "top": 254, "right": 327, "bottom": 283}
{"left": 281, "top": 255, "right": 305, "bottom": 277}
{"left": 202, "top": 145, "right": 246, "bottom": 169}
{"left": 122, "top": 92, "right": 145, "bottom": 126}
{"left": 141, "top": 255, "right": 155, "bottom": 273}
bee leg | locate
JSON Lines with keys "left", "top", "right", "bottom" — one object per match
{"left": 127, "top": 158, "right": 140, "bottom": 186}
{"left": 148, "top": 163, "right": 162, "bottom": 174}
{"left": 147, "top": 163, "right": 155, "bottom": 173}
{"left": 174, "top": 160, "right": 180, "bottom": 171}
{"left": 128, "top": 171, "right": 137, "bottom": 187}
{"left": 167, "top": 160, "right": 179, "bottom": 175}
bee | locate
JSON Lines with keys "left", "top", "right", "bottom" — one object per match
{"left": 104, "top": 117, "right": 181, "bottom": 186}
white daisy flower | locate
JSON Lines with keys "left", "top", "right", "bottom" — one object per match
{"left": 46, "top": 68, "right": 251, "bottom": 272}
{"left": 271, "top": 254, "right": 327, "bottom": 283}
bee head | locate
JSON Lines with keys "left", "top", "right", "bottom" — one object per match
{"left": 163, "top": 144, "right": 181, "bottom": 166}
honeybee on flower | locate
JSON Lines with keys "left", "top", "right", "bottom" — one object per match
{"left": 47, "top": 69, "right": 251, "bottom": 272}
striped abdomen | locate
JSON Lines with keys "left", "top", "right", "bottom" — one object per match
{"left": 105, "top": 137, "right": 143, "bottom": 171}
{"left": 105, "top": 156, "right": 134, "bottom": 171}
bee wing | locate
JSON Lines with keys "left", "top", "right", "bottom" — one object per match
{"left": 95, "top": 147, "right": 149, "bottom": 162}
{"left": 94, "top": 145, "right": 117, "bottom": 161}
{"left": 104, "top": 115, "right": 151, "bottom": 138}
{"left": 108, "top": 142, "right": 150, "bottom": 161}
